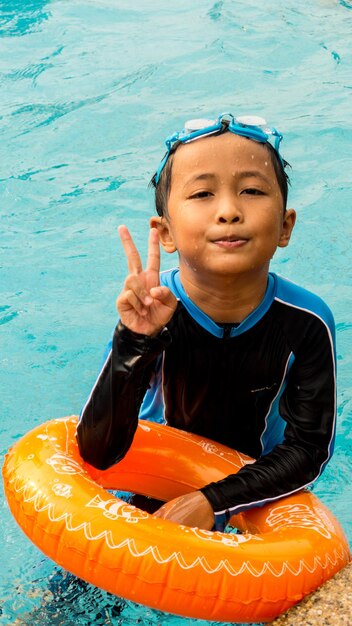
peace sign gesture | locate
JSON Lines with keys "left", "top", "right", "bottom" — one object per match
{"left": 117, "top": 225, "right": 177, "bottom": 336}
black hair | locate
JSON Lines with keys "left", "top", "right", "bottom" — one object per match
{"left": 150, "top": 137, "right": 291, "bottom": 217}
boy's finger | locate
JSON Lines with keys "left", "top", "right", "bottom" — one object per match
{"left": 118, "top": 225, "right": 143, "bottom": 274}
{"left": 149, "top": 286, "right": 177, "bottom": 309}
{"left": 124, "top": 275, "right": 153, "bottom": 306}
{"left": 146, "top": 227, "right": 160, "bottom": 277}
{"left": 122, "top": 290, "right": 148, "bottom": 316}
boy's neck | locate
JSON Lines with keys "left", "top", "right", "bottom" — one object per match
{"left": 179, "top": 267, "right": 270, "bottom": 324}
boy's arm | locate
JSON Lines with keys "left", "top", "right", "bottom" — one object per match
{"left": 77, "top": 226, "right": 177, "bottom": 470}
{"left": 200, "top": 315, "right": 336, "bottom": 530}
{"left": 77, "top": 322, "right": 170, "bottom": 470}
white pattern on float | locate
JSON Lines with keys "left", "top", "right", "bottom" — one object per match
{"left": 266, "top": 504, "right": 332, "bottom": 539}
{"left": 198, "top": 441, "right": 219, "bottom": 454}
{"left": 46, "top": 453, "right": 84, "bottom": 475}
{"left": 197, "top": 439, "right": 252, "bottom": 468}
{"left": 86, "top": 494, "right": 149, "bottom": 523}
{"left": 189, "top": 527, "right": 263, "bottom": 546}
{"left": 52, "top": 483, "right": 73, "bottom": 498}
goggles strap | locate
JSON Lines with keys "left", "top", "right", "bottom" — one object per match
{"left": 153, "top": 119, "right": 284, "bottom": 185}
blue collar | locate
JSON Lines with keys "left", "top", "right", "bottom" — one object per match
{"left": 160, "top": 269, "right": 277, "bottom": 338}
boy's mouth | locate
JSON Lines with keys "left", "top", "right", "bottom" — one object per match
{"left": 212, "top": 235, "right": 248, "bottom": 248}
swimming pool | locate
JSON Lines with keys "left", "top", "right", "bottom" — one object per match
{"left": 1, "top": 0, "right": 351, "bottom": 624}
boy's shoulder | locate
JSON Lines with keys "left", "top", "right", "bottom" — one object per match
{"left": 273, "top": 274, "right": 335, "bottom": 330}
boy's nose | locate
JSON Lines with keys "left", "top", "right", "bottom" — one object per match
{"left": 218, "top": 214, "right": 240, "bottom": 223}
{"left": 216, "top": 201, "right": 242, "bottom": 224}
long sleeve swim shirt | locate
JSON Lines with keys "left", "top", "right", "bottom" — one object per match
{"left": 77, "top": 271, "right": 336, "bottom": 530}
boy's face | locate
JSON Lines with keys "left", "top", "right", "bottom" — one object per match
{"left": 152, "top": 132, "right": 295, "bottom": 282}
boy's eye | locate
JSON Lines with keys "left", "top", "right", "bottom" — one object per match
{"left": 189, "top": 190, "right": 213, "bottom": 199}
{"left": 241, "top": 187, "right": 265, "bottom": 196}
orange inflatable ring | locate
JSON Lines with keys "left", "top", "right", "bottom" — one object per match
{"left": 3, "top": 416, "right": 350, "bottom": 623}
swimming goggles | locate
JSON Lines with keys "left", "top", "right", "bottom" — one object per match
{"left": 153, "top": 112, "right": 284, "bottom": 185}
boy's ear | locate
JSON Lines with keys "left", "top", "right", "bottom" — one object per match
{"left": 278, "top": 208, "right": 296, "bottom": 248}
{"left": 150, "top": 217, "right": 177, "bottom": 254}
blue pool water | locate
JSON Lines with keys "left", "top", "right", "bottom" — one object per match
{"left": 1, "top": 0, "right": 351, "bottom": 624}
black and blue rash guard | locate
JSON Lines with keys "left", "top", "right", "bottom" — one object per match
{"left": 77, "top": 270, "right": 336, "bottom": 530}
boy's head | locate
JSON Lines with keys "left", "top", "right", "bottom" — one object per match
{"left": 149, "top": 113, "right": 296, "bottom": 284}
{"left": 151, "top": 113, "right": 291, "bottom": 217}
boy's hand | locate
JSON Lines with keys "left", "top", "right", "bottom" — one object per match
{"left": 153, "top": 492, "right": 215, "bottom": 530}
{"left": 117, "top": 225, "right": 177, "bottom": 336}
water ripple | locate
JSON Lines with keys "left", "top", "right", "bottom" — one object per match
{"left": 1, "top": 163, "right": 69, "bottom": 182}
{"left": 5, "top": 62, "right": 157, "bottom": 137}
{"left": 60, "top": 175, "right": 126, "bottom": 199}
{"left": 207, "top": 1, "right": 224, "bottom": 21}
{"left": 0, "top": 0, "right": 50, "bottom": 38}
{"left": 0, "top": 309, "right": 18, "bottom": 326}
{"left": 339, "top": 0, "right": 352, "bottom": 9}
{"left": 6, "top": 62, "right": 54, "bottom": 85}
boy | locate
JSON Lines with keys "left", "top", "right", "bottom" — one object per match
{"left": 77, "top": 113, "right": 336, "bottom": 532}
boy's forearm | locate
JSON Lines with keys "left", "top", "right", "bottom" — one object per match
{"left": 201, "top": 438, "right": 331, "bottom": 530}
{"left": 77, "top": 322, "right": 170, "bottom": 469}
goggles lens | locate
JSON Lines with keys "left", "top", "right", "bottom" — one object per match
{"left": 236, "top": 114, "right": 267, "bottom": 127}
{"left": 184, "top": 118, "right": 215, "bottom": 132}
{"left": 153, "top": 112, "right": 284, "bottom": 184}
